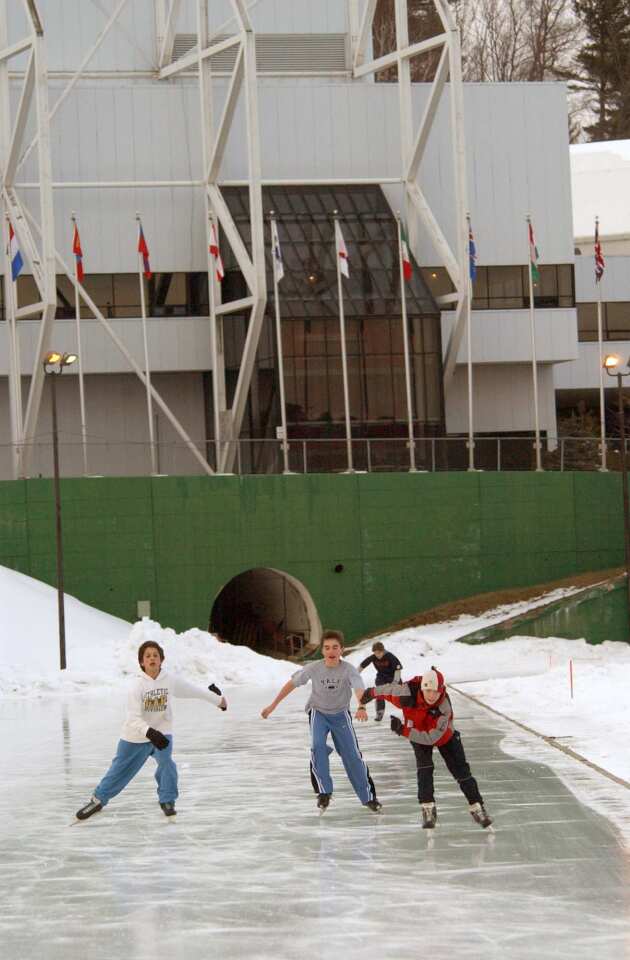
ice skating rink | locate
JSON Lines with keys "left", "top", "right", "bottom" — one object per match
{"left": 2, "top": 687, "right": 629, "bottom": 960}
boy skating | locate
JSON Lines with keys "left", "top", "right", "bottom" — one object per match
{"left": 359, "top": 641, "right": 402, "bottom": 721}
{"left": 75, "top": 640, "right": 227, "bottom": 822}
{"left": 361, "top": 667, "right": 491, "bottom": 829}
{"left": 261, "top": 629, "right": 381, "bottom": 814}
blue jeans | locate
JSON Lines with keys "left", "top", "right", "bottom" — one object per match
{"left": 94, "top": 737, "right": 178, "bottom": 806}
{"left": 309, "top": 709, "right": 376, "bottom": 804}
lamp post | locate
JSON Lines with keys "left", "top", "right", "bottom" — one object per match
{"left": 604, "top": 354, "right": 630, "bottom": 623}
{"left": 43, "top": 351, "right": 77, "bottom": 670}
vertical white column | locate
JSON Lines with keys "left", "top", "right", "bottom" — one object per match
{"left": 208, "top": 214, "right": 222, "bottom": 472}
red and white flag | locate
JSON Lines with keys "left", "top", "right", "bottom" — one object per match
{"left": 137, "top": 222, "right": 151, "bottom": 279}
{"left": 335, "top": 220, "right": 349, "bottom": 278}
{"left": 209, "top": 222, "right": 224, "bottom": 282}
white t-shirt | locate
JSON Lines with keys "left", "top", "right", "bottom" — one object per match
{"left": 120, "top": 668, "right": 222, "bottom": 743}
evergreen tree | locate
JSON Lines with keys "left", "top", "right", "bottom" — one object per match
{"left": 572, "top": 0, "right": 630, "bottom": 140}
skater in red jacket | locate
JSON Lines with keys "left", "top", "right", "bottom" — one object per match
{"left": 361, "top": 667, "right": 492, "bottom": 829}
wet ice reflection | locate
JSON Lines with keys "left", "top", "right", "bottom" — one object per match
{"left": 1, "top": 688, "right": 629, "bottom": 960}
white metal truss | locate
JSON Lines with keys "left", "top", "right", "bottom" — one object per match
{"left": 351, "top": 0, "right": 470, "bottom": 388}
{"left": 0, "top": 0, "right": 216, "bottom": 478}
{"left": 160, "top": 0, "right": 266, "bottom": 473}
{"left": 0, "top": 0, "right": 58, "bottom": 478}
{"left": 0, "top": 0, "right": 469, "bottom": 479}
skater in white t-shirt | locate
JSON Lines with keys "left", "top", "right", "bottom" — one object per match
{"left": 75, "top": 640, "right": 227, "bottom": 821}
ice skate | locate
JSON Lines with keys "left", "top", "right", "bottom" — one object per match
{"left": 365, "top": 798, "right": 383, "bottom": 813}
{"left": 421, "top": 802, "right": 437, "bottom": 829}
{"left": 160, "top": 801, "right": 177, "bottom": 819}
{"left": 374, "top": 712, "right": 384, "bottom": 722}
{"left": 469, "top": 802, "right": 492, "bottom": 829}
{"left": 317, "top": 793, "right": 331, "bottom": 813}
{"left": 75, "top": 796, "right": 103, "bottom": 821}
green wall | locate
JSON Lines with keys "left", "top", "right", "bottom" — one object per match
{"left": 0, "top": 471, "right": 627, "bottom": 640}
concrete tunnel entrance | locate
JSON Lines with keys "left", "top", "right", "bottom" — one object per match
{"left": 209, "top": 568, "right": 322, "bottom": 657}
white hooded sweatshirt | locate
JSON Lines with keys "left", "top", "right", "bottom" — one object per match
{"left": 121, "top": 668, "right": 223, "bottom": 743}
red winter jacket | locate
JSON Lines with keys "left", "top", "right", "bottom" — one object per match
{"left": 365, "top": 669, "right": 454, "bottom": 748}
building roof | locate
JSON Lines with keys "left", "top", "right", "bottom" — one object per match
{"left": 571, "top": 140, "right": 630, "bottom": 240}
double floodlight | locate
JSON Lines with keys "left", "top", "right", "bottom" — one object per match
{"left": 43, "top": 351, "right": 78, "bottom": 372}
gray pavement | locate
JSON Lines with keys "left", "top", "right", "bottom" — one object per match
{"left": 1, "top": 687, "right": 629, "bottom": 960}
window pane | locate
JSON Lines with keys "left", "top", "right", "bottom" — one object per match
{"left": 577, "top": 302, "right": 598, "bottom": 342}
{"left": 488, "top": 266, "right": 523, "bottom": 308}
{"left": 606, "top": 302, "right": 630, "bottom": 340}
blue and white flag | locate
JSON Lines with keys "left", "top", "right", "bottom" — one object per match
{"left": 9, "top": 221, "right": 23, "bottom": 282}
{"left": 271, "top": 218, "right": 284, "bottom": 283}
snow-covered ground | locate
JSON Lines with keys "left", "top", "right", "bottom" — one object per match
{"left": 2, "top": 564, "right": 629, "bottom": 797}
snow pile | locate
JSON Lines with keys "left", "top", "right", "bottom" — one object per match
{"left": 0, "top": 566, "right": 293, "bottom": 697}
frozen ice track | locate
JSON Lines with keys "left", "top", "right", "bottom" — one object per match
{"left": 1, "top": 688, "right": 629, "bottom": 960}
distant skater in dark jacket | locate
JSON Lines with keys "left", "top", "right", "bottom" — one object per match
{"left": 359, "top": 642, "right": 402, "bottom": 722}
{"left": 361, "top": 667, "right": 492, "bottom": 830}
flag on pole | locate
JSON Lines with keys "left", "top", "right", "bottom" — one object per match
{"left": 335, "top": 220, "right": 349, "bottom": 278}
{"left": 8, "top": 221, "right": 23, "bottom": 282}
{"left": 209, "top": 222, "right": 225, "bottom": 282}
{"left": 137, "top": 223, "right": 151, "bottom": 279}
{"left": 528, "top": 220, "right": 540, "bottom": 283}
{"left": 468, "top": 219, "right": 477, "bottom": 281}
{"left": 72, "top": 223, "right": 84, "bottom": 282}
{"left": 400, "top": 223, "right": 412, "bottom": 282}
{"left": 271, "top": 219, "right": 284, "bottom": 283}
{"left": 594, "top": 220, "right": 605, "bottom": 283}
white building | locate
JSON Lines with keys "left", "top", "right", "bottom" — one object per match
{"left": 0, "top": 1, "right": 578, "bottom": 477}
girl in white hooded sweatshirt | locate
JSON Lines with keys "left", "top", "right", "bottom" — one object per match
{"left": 75, "top": 640, "right": 227, "bottom": 821}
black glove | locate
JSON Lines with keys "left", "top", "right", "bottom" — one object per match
{"left": 390, "top": 716, "right": 403, "bottom": 736}
{"left": 361, "top": 688, "right": 375, "bottom": 705}
{"left": 209, "top": 684, "right": 227, "bottom": 710}
{"left": 146, "top": 727, "right": 169, "bottom": 750}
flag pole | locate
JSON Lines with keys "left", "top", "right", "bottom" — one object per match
{"left": 466, "top": 213, "right": 475, "bottom": 472}
{"left": 334, "top": 210, "right": 354, "bottom": 473}
{"left": 136, "top": 214, "right": 157, "bottom": 475}
{"left": 207, "top": 213, "right": 222, "bottom": 473}
{"left": 4, "top": 215, "right": 23, "bottom": 478}
{"left": 396, "top": 213, "right": 417, "bottom": 472}
{"left": 71, "top": 213, "right": 88, "bottom": 476}
{"left": 595, "top": 217, "right": 607, "bottom": 471}
{"left": 270, "top": 211, "right": 291, "bottom": 474}
{"left": 527, "top": 215, "right": 543, "bottom": 471}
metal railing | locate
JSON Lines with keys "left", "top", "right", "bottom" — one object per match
{"left": 0, "top": 435, "right": 626, "bottom": 479}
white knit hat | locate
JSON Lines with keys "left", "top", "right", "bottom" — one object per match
{"left": 420, "top": 669, "right": 439, "bottom": 692}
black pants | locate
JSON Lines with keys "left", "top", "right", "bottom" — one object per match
{"left": 411, "top": 731, "right": 482, "bottom": 805}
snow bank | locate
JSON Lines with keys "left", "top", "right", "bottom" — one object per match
{"left": 0, "top": 566, "right": 293, "bottom": 697}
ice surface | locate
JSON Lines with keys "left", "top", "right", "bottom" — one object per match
{"left": 2, "top": 688, "right": 630, "bottom": 960}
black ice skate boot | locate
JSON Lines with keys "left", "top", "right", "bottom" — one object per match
{"left": 469, "top": 802, "right": 492, "bottom": 829}
{"left": 76, "top": 796, "right": 103, "bottom": 821}
{"left": 365, "top": 799, "right": 383, "bottom": 813}
{"left": 421, "top": 802, "right": 437, "bottom": 829}
{"left": 375, "top": 710, "right": 384, "bottom": 722}
{"left": 317, "top": 793, "right": 331, "bottom": 812}
{"left": 160, "top": 802, "right": 177, "bottom": 818}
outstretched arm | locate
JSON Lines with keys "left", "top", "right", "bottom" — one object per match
{"left": 354, "top": 688, "right": 368, "bottom": 721}
{"left": 171, "top": 674, "right": 226, "bottom": 710}
{"left": 261, "top": 679, "right": 296, "bottom": 718}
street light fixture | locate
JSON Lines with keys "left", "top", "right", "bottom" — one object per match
{"left": 604, "top": 353, "right": 630, "bottom": 625}
{"left": 42, "top": 351, "right": 77, "bottom": 670}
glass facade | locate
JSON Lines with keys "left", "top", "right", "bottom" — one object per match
{"left": 578, "top": 302, "right": 630, "bottom": 341}
{"left": 222, "top": 184, "right": 443, "bottom": 437}
{"left": 425, "top": 264, "right": 574, "bottom": 310}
